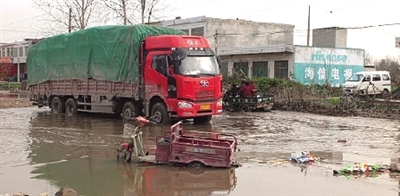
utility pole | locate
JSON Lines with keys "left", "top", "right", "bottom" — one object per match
{"left": 17, "top": 58, "right": 20, "bottom": 83}
{"left": 214, "top": 30, "right": 219, "bottom": 57}
{"left": 307, "top": 5, "right": 311, "bottom": 46}
{"left": 68, "top": 7, "right": 72, "bottom": 33}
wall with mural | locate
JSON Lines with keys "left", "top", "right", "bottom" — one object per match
{"left": 293, "top": 46, "right": 365, "bottom": 87}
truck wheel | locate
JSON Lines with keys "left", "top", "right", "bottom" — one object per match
{"left": 65, "top": 98, "right": 78, "bottom": 117}
{"left": 122, "top": 101, "right": 138, "bottom": 120}
{"left": 151, "top": 103, "right": 170, "bottom": 124}
{"left": 51, "top": 97, "right": 64, "bottom": 114}
{"left": 193, "top": 115, "right": 211, "bottom": 124}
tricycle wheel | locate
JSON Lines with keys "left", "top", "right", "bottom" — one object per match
{"left": 188, "top": 161, "right": 206, "bottom": 175}
{"left": 239, "top": 104, "right": 251, "bottom": 112}
{"left": 188, "top": 161, "right": 205, "bottom": 169}
{"left": 123, "top": 150, "right": 132, "bottom": 163}
{"left": 117, "top": 148, "right": 124, "bottom": 161}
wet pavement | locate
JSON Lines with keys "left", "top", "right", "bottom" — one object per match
{"left": 0, "top": 107, "right": 400, "bottom": 196}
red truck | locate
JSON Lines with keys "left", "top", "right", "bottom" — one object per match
{"left": 28, "top": 25, "right": 223, "bottom": 124}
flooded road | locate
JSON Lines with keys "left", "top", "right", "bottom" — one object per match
{"left": 0, "top": 107, "right": 399, "bottom": 196}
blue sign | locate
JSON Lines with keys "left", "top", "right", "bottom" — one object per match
{"left": 294, "top": 47, "right": 365, "bottom": 87}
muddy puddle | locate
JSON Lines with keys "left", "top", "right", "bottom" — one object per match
{"left": 0, "top": 107, "right": 399, "bottom": 195}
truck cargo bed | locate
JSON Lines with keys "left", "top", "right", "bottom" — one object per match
{"left": 30, "top": 79, "right": 138, "bottom": 99}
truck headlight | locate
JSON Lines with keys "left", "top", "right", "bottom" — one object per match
{"left": 178, "top": 101, "right": 193, "bottom": 108}
{"left": 217, "top": 99, "right": 223, "bottom": 106}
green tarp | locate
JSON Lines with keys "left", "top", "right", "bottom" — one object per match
{"left": 27, "top": 25, "right": 185, "bottom": 85}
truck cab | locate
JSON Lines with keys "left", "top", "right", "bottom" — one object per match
{"left": 140, "top": 35, "right": 223, "bottom": 124}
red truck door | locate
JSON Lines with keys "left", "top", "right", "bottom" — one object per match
{"left": 144, "top": 52, "right": 172, "bottom": 106}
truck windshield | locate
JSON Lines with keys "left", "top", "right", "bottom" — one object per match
{"left": 346, "top": 74, "right": 364, "bottom": 82}
{"left": 178, "top": 56, "right": 220, "bottom": 76}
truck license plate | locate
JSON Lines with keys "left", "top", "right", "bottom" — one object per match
{"left": 200, "top": 104, "right": 210, "bottom": 110}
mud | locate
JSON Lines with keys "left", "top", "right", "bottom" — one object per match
{"left": 273, "top": 95, "right": 400, "bottom": 120}
{"left": 0, "top": 91, "right": 32, "bottom": 109}
{"left": 1, "top": 107, "right": 400, "bottom": 196}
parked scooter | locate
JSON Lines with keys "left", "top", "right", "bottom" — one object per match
{"left": 117, "top": 116, "right": 155, "bottom": 163}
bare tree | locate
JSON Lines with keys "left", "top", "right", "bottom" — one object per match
{"left": 364, "top": 51, "right": 375, "bottom": 66}
{"left": 34, "top": 0, "right": 104, "bottom": 34}
{"left": 375, "top": 56, "right": 400, "bottom": 85}
{"left": 143, "top": 0, "right": 162, "bottom": 24}
{"left": 101, "top": 0, "right": 166, "bottom": 25}
{"left": 101, "top": 0, "right": 138, "bottom": 25}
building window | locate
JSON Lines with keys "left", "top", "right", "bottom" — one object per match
{"left": 180, "top": 29, "right": 189, "bottom": 35}
{"left": 24, "top": 46, "right": 29, "bottom": 57}
{"left": 6, "top": 48, "right": 10, "bottom": 57}
{"left": 13, "top": 48, "right": 18, "bottom": 58}
{"left": 233, "top": 62, "right": 248, "bottom": 78}
{"left": 274, "top": 60, "right": 288, "bottom": 79}
{"left": 0, "top": 49, "right": 3, "bottom": 57}
{"left": 220, "top": 62, "right": 228, "bottom": 76}
{"left": 252, "top": 61, "right": 268, "bottom": 77}
{"left": 19, "top": 47, "right": 23, "bottom": 57}
{"left": 10, "top": 48, "right": 14, "bottom": 57}
{"left": 191, "top": 27, "right": 204, "bottom": 36}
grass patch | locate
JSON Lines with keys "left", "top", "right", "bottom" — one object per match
{"left": 327, "top": 97, "right": 340, "bottom": 105}
{"left": 0, "top": 82, "right": 21, "bottom": 90}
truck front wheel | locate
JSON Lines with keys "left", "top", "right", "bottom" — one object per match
{"left": 151, "top": 103, "right": 170, "bottom": 124}
{"left": 51, "top": 97, "right": 64, "bottom": 114}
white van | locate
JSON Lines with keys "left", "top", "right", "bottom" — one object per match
{"left": 343, "top": 71, "right": 391, "bottom": 96}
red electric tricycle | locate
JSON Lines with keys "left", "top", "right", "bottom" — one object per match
{"left": 117, "top": 116, "right": 238, "bottom": 168}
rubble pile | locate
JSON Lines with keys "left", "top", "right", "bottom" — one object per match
{"left": 0, "top": 97, "right": 32, "bottom": 109}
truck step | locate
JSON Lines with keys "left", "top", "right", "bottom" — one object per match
{"left": 76, "top": 102, "right": 113, "bottom": 106}
{"left": 77, "top": 109, "right": 114, "bottom": 114}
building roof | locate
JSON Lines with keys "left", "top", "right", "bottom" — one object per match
{"left": 218, "top": 44, "right": 294, "bottom": 56}
{"left": 0, "top": 38, "right": 44, "bottom": 48}
{"left": 157, "top": 15, "right": 294, "bottom": 28}
{"left": 313, "top": 27, "right": 347, "bottom": 31}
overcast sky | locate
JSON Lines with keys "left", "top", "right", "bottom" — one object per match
{"left": 1, "top": 0, "right": 399, "bottom": 59}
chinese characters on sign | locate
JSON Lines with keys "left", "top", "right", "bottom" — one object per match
{"left": 303, "top": 67, "right": 355, "bottom": 87}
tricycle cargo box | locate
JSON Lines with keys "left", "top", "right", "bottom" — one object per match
{"left": 27, "top": 25, "right": 185, "bottom": 85}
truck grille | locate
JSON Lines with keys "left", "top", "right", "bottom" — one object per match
{"left": 195, "top": 90, "right": 214, "bottom": 100}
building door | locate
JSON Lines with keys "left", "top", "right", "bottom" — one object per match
{"left": 274, "top": 60, "right": 288, "bottom": 79}
{"left": 233, "top": 62, "right": 248, "bottom": 78}
{"left": 220, "top": 62, "right": 228, "bottom": 77}
{"left": 252, "top": 61, "right": 268, "bottom": 77}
